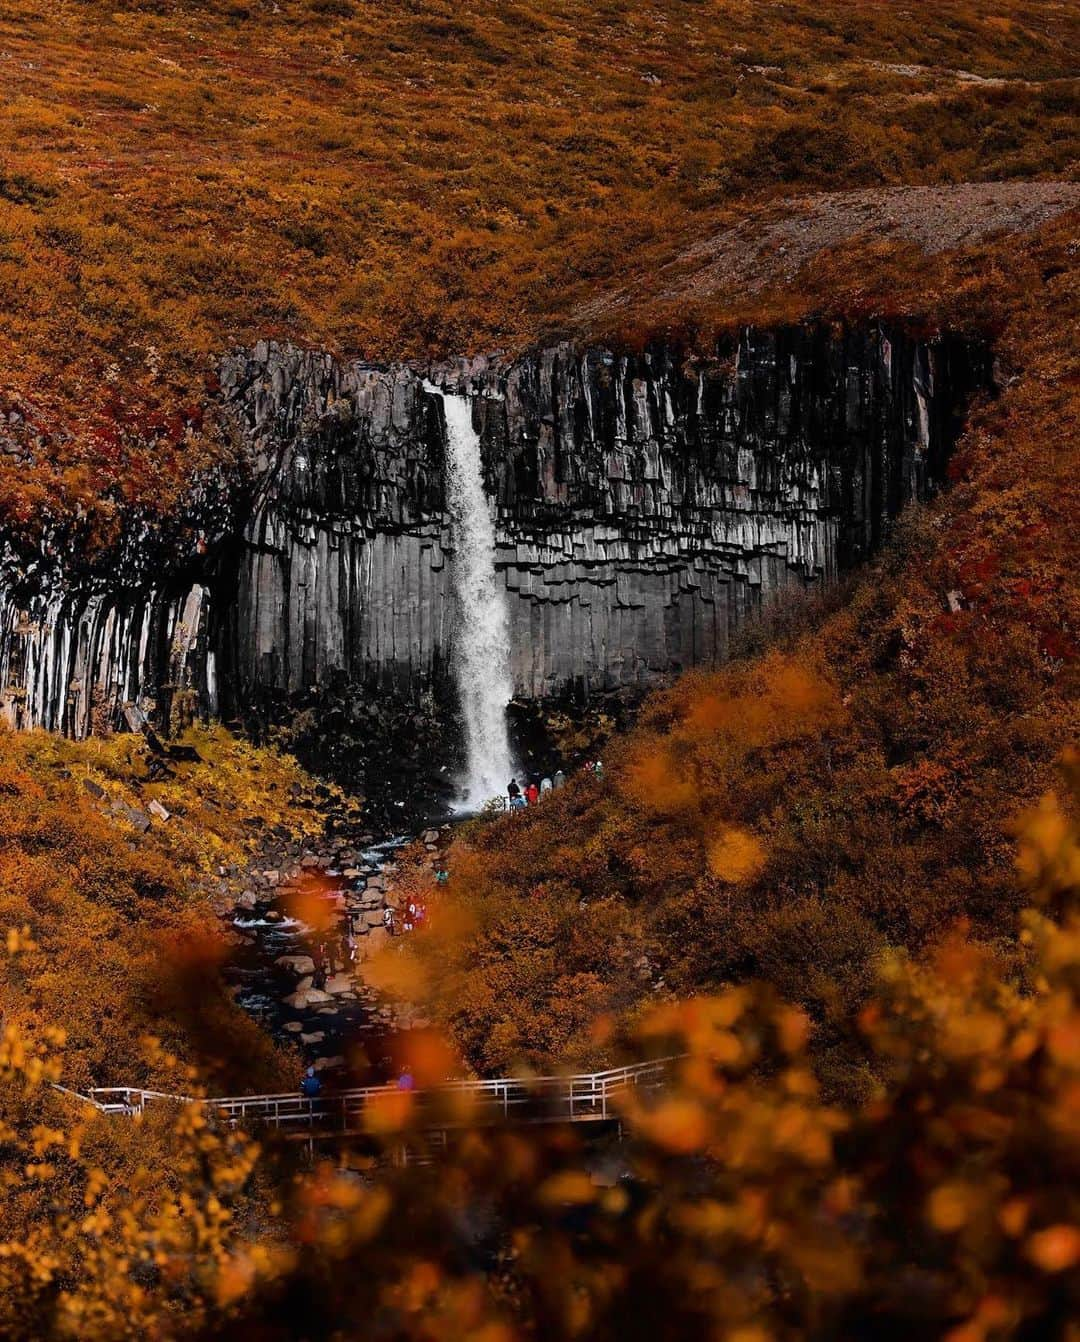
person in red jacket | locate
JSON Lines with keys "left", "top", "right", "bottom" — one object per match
{"left": 525, "top": 780, "right": 540, "bottom": 807}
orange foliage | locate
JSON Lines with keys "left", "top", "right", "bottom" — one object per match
{"left": 706, "top": 826, "right": 768, "bottom": 885}
{"left": 0, "top": 725, "right": 327, "bottom": 1093}
{"left": 0, "top": 1, "right": 1076, "bottom": 1330}
{"left": 0, "top": 0, "right": 1077, "bottom": 544}
{"left": 0, "top": 770, "right": 1078, "bottom": 1338}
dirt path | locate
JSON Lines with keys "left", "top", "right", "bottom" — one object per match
{"left": 572, "top": 181, "right": 1080, "bottom": 331}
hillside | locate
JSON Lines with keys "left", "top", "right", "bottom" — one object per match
{"left": 0, "top": 725, "right": 329, "bottom": 1094}
{"left": 0, "top": 0, "right": 1077, "bottom": 549}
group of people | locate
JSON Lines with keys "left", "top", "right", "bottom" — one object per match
{"left": 507, "top": 771, "right": 562, "bottom": 809}
{"left": 396, "top": 896, "right": 427, "bottom": 935}
{"left": 506, "top": 760, "right": 603, "bottom": 810}
{"left": 380, "top": 882, "right": 441, "bottom": 937}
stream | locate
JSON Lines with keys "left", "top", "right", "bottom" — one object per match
{"left": 221, "top": 825, "right": 447, "bottom": 1087}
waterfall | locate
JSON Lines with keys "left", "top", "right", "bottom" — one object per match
{"left": 426, "top": 383, "right": 515, "bottom": 807}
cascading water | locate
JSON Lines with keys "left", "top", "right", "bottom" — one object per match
{"left": 426, "top": 383, "right": 515, "bottom": 807}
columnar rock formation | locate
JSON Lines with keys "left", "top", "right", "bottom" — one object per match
{"left": 0, "top": 325, "right": 991, "bottom": 737}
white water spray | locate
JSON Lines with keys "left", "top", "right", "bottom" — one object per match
{"left": 426, "top": 383, "right": 514, "bottom": 807}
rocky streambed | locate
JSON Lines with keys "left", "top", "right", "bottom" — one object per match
{"left": 219, "top": 817, "right": 451, "bottom": 1085}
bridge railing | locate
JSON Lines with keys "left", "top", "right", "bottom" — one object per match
{"left": 79, "top": 1057, "right": 677, "bottom": 1133}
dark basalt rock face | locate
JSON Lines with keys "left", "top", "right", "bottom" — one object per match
{"left": 0, "top": 324, "right": 992, "bottom": 753}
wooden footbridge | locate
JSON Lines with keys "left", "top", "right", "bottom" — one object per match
{"left": 59, "top": 1058, "right": 677, "bottom": 1141}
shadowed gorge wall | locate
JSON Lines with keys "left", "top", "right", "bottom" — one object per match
{"left": 0, "top": 325, "right": 991, "bottom": 738}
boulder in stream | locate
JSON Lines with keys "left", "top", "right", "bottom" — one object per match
{"left": 276, "top": 954, "right": 315, "bottom": 975}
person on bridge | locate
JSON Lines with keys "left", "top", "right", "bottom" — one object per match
{"left": 301, "top": 1066, "right": 321, "bottom": 1099}
{"left": 553, "top": 769, "right": 566, "bottom": 790}
{"left": 540, "top": 776, "right": 552, "bottom": 797}
{"left": 507, "top": 778, "right": 521, "bottom": 805}
{"left": 397, "top": 1067, "right": 415, "bottom": 1092}
{"left": 525, "top": 780, "right": 540, "bottom": 807}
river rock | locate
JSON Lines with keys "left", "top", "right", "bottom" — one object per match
{"left": 111, "top": 799, "right": 151, "bottom": 833}
{"left": 276, "top": 955, "right": 315, "bottom": 975}
{"left": 283, "top": 986, "right": 333, "bottom": 1009}
{"left": 313, "top": 1055, "right": 345, "bottom": 1072}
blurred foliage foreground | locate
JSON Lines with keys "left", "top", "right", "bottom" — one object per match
{"left": 0, "top": 759, "right": 1077, "bottom": 1340}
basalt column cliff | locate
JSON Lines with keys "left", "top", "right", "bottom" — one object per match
{"left": 0, "top": 325, "right": 991, "bottom": 738}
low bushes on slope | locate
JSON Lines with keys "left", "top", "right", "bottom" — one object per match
{"left": 0, "top": 725, "right": 327, "bottom": 1093}
{"left": 1, "top": 0, "right": 1077, "bottom": 548}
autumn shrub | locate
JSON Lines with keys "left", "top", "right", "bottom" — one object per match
{"left": 0, "top": 0, "right": 1076, "bottom": 1329}
{"left": 0, "top": 984, "right": 268, "bottom": 1341}
{"left": 0, "top": 725, "right": 329, "bottom": 1092}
